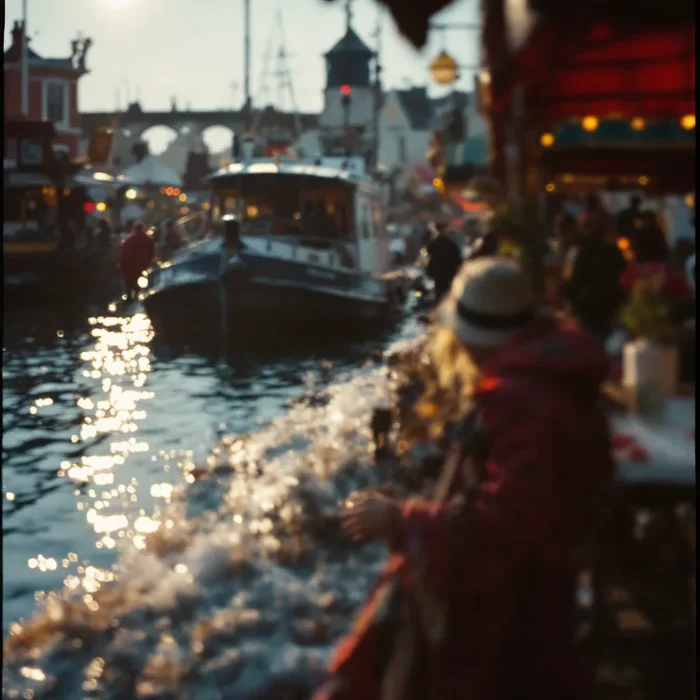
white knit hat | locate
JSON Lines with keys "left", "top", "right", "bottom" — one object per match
{"left": 436, "top": 257, "right": 536, "bottom": 348}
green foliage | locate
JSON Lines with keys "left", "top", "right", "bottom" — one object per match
{"left": 490, "top": 201, "right": 548, "bottom": 298}
{"left": 619, "top": 275, "right": 671, "bottom": 342}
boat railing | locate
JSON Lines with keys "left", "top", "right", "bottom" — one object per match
{"left": 174, "top": 210, "right": 208, "bottom": 240}
{"left": 246, "top": 232, "right": 357, "bottom": 270}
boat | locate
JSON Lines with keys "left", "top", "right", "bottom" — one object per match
{"left": 139, "top": 155, "right": 408, "bottom": 337}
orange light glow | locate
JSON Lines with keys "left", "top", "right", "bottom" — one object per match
{"left": 680, "top": 114, "right": 696, "bottom": 130}
{"left": 581, "top": 115, "right": 599, "bottom": 132}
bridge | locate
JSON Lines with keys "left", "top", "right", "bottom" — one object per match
{"left": 80, "top": 102, "right": 320, "bottom": 143}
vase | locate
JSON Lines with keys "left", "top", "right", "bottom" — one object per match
{"left": 622, "top": 339, "right": 679, "bottom": 418}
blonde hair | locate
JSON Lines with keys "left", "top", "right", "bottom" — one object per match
{"left": 425, "top": 326, "right": 480, "bottom": 413}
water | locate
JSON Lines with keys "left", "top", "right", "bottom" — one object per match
{"left": 2, "top": 295, "right": 422, "bottom": 698}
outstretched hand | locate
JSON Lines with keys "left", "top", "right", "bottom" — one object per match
{"left": 341, "top": 494, "right": 402, "bottom": 543}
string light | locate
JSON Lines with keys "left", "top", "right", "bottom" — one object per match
{"left": 540, "top": 132, "right": 555, "bottom": 147}
{"left": 581, "top": 116, "right": 599, "bottom": 132}
{"left": 630, "top": 117, "right": 645, "bottom": 131}
{"left": 680, "top": 114, "right": 696, "bottom": 130}
{"left": 545, "top": 182, "right": 556, "bottom": 193}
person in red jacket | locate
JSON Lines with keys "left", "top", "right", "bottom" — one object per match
{"left": 317, "top": 258, "right": 615, "bottom": 700}
{"left": 117, "top": 221, "right": 155, "bottom": 301}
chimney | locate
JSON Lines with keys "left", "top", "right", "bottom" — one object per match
{"left": 11, "top": 20, "right": 25, "bottom": 52}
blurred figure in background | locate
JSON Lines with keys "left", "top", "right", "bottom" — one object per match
{"left": 97, "top": 218, "right": 112, "bottom": 248}
{"left": 616, "top": 195, "right": 643, "bottom": 243}
{"left": 632, "top": 210, "right": 670, "bottom": 264}
{"left": 555, "top": 213, "right": 582, "bottom": 260}
{"left": 118, "top": 222, "right": 155, "bottom": 301}
{"left": 159, "top": 219, "right": 186, "bottom": 261}
{"left": 564, "top": 199, "right": 626, "bottom": 342}
{"left": 579, "top": 194, "right": 615, "bottom": 240}
{"left": 467, "top": 218, "right": 500, "bottom": 261}
{"left": 426, "top": 222, "right": 463, "bottom": 303}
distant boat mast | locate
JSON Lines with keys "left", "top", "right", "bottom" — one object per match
{"left": 243, "top": 0, "right": 252, "bottom": 132}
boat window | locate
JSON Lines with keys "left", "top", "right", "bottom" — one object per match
{"left": 212, "top": 174, "right": 354, "bottom": 240}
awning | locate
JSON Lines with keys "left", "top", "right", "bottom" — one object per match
{"left": 547, "top": 119, "right": 696, "bottom": 150}
{"left": 525, "top": 25, "right": 696, "bottom": 125}
{"left": 483, "top": 0, "right": 696, "bottom": 124}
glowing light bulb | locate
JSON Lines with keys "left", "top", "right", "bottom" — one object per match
{"left": 581, "top": 116, "right": 599, "bottom": 132}
{"left": 680, "top": 114, "right": 695, "bottom": 130}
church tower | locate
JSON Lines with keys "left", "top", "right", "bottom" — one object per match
{"left": 319, "top": 0, "right": 376, "bottom": 145}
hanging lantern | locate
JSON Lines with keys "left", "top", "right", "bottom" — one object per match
{"left": 429, "top": 51, "right": 459, "bottom": 86}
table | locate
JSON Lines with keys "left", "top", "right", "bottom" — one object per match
{"left": 584, "top": 395, "right": 696, "bottom": 692}
{"left": 612, "top": 396, "right": 695, "bottom": 503}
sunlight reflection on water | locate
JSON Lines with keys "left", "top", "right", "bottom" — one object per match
{"left": 3, "top": 295, "right": 422, "bottom": 697}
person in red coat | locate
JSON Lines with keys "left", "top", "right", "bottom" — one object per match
{"left": 317, "top": 258, "right": 615, "bottom": 700}
{"left": 117, "top": 222, "right": 155, "bottom": 301}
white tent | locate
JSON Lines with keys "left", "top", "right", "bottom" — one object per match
{"left": 120, "top": 155, "right": 183, "bottom": 187}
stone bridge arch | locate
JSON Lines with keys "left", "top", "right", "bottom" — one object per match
{"left": 80, "top": 102, "right": 320, "bottom": 170}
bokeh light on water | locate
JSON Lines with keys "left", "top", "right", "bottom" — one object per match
{"left": 3, "top": 299, "right": 421, "bottom": 698}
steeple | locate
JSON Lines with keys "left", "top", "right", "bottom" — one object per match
{"left": 345, "top": 0, "right": 353, "bottom": 32}
{"left": 324, "top": 8, "right": 375, "bottom": 90}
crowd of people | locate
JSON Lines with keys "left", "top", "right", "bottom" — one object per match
{"left": 312, "top": 195, "right": 694, "bottom": 699}
{"left": 416, "top": 194, "right": 694, "bottom": 345}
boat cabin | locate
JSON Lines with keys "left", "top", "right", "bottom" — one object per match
{"left": 207, "top": 157, "right": 389, "bottom": 274}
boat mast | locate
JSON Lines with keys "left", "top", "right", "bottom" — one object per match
{"left": 372, "top": 8, "right": 383, "bottom": 171}
{"left": 243, "top": 0, "right": 252, "bottom": 132}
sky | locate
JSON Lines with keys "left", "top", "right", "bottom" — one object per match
{"left": 4, "top": 0, "right": 479, "bottom": 151}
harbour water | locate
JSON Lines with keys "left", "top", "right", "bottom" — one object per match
{"left": 2, "top": 293, "right": 422, "bottom": 698}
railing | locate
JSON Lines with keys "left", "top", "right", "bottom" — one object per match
{"left": 173, "top": 210, "right": 209, "bottom": 240}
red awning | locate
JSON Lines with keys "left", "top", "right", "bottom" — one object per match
{"left": 483, "top": 0, "right": 696, "bottom": 124}
{"left": 523, "top": 25, "right": 695, "bottom": 125}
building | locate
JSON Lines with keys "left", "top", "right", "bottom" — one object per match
{"left": 319, "top": 22, "right": 378, "bottom": 160}
{"left": 379, "top": 87, "right": 435, "bottom": 171}
{"left": 3, "top": 21, "right": 90, "bottom": 159}
{"left": 317, "top": 16, "right": 488, "bottom": 177}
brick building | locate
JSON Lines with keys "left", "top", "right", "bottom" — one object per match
{"left": 3, "top": 20, "right": 90, "bottom": 159}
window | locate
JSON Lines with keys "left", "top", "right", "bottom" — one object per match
{"left": 44, "top": 81, "right": 68, "bottom": 126}
{"left": 398, "top": 135, "right": 407, "bottom": 164}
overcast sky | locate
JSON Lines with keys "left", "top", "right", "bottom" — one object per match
{"left": 4, "top": 0, "right": 479, "bottom": 151}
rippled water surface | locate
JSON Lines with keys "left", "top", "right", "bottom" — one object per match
{"left": 2, "top": 295, "right": 422, "bottom": 698}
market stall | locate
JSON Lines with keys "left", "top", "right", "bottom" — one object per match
{"left": 478, "top": 0, "right": 695, "bottom": 202}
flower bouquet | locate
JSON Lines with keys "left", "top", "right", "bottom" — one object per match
{"left": 618, "top": 264, "right": 692, "bottom": 415}
{"left": 619, "top": 263, "right": 691, "bottom": 342}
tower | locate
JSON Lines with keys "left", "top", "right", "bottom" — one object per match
{"left": 320, "top": 0, "right": 376, "bottom": 150}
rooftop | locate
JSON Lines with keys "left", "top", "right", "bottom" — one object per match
{"left": 209, "top": 157, "right": 370, "bottom": 183}
{"left": 396, "top": 87, "right": 434, "bottom": 130}
{"left": 325, "top": 27, "right": 374, "bottom": 57}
